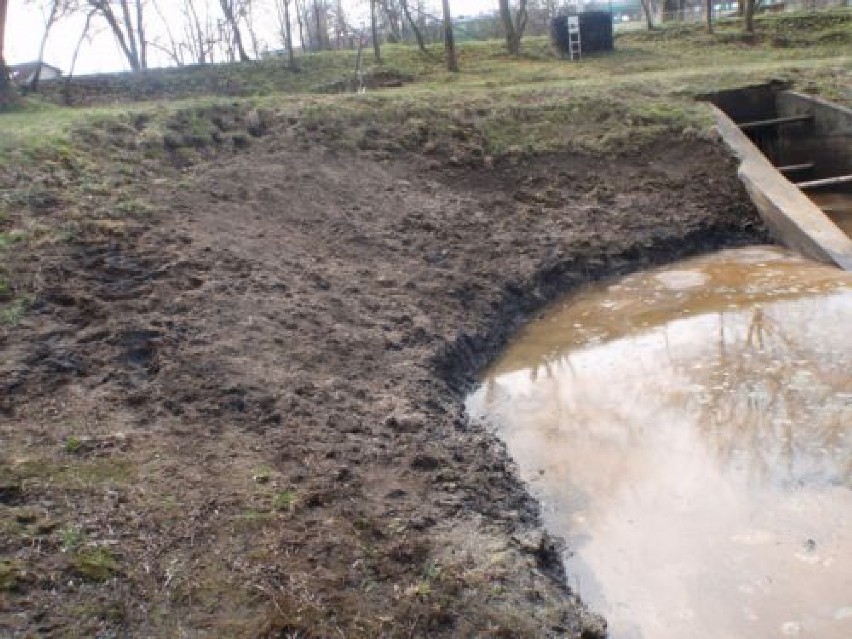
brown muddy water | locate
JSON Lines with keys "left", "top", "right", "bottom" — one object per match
{"left": 809, "top": 192, "right": 852, "bottom": 238}
{"left": 466, "top": 246, "right": 852, "bottom": 639}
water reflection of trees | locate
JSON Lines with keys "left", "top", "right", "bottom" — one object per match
{"left": 478, "top": 295, "right": 852, "bottom": 492}
{"left": 685, "top": 304, "right": 851, "bottom": 490}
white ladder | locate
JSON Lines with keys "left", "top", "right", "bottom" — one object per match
{"left": 567, "top": 16, "right": 581, "bottom": 61}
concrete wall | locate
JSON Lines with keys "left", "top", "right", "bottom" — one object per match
{"left": 703, "top": 81, "right": 787, "bottom": 124}
{"left": 776, "top": 91, "right": 852, "bottom": 179}
{"left": 712, "top": 104, "right": 852, "bottom": 271}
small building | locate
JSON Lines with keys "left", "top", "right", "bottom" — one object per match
{"left": 9, "top": 61, "right": 62, "bottom": 86}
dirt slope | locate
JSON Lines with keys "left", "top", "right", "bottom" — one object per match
{"left": 0, "top": 136, "right": 765, "bottom": 637}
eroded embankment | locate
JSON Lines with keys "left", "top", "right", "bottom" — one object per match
{"left": 0, "top": 134, "right": 766, "bottom": 638}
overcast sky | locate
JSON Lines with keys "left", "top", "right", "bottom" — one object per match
{"left": 6, "top": 0, "right": 498, "bottom": 75}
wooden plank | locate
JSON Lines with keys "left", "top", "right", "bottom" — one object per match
{"left": 777, "top": 162, "right": 815, "bottom": 173}
{"left": 738, "top": 114, "right": 813, "bottom": 131}
{"left": 796, "top": 174, "right": 852, "bottom": 190}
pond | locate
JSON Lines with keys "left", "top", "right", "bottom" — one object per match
{"left": 466, "top": 246, "right": 852, "bottom": 639}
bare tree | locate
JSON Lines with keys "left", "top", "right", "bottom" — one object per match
{"left": 244, "top": 0, "right": 260, "bottom": 57}
{"left": 87, "top": 0, "right": 148, "bottom": 71}
{"left": 274, "top": 0, "right": 297, "bottom": 69}
{"left": 150, "top": 0, "right": 186, "bottom": 65}
{"left": 219, "top": 0, "right": 250, "bottom": 61}
{"left": 312, "top": 0, "right": 323, "bottom": 49}
{"left": 29, "top": 0, "right": 73, "bottom": 90}
{"left": 441, "top": 0, "right": 457, "bottom": 71}
{"left": 705, "top": 0, "right": 713, "bottom": 33}
{"left": 399, "top": 0, "right": 427, "bottom": 53}
{"left": 333, "top": 0, "right": 344, "bottom": 48}
{"left": 370, "top": 0, "right": 381, "bottom": 62}
{"left": 184, "top": 0, "right": 219, "bottom": 64}
{"left": 294, "top": 0, "right": 306, "bottom": 51}
{"left": 379, "top": 0, "right": 401, "bottom": 42}
{"left": 0, "top": 0, "right": 11, "bottom": 105}
{"left": 743, "top": 0, "right": 757, "bottom": 33}
{"left": 499, "top": 0, "right": 528, "bottom": 56}
{"left": 64, "top": 6, "right": 96, "bottom": 105}
{"left": 639, "top": 0, "right": 655, "bottom": 29}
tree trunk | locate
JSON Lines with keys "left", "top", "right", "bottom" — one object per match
{"left": 500, "top": 0, "right": 528, "bottom": 56}
{"left": 89, "top": 1, "right": 140, "bottom": 70}
{"left": 399, "top": 0, "right": 427, "bottom": 53}
{"left": 64, "top": 8, "right": 96, "bottom": 106}
{"left": 294, "top": 0, "right": 306, "bottom": 53}
{"left": 135, "top": 0, "right": 147, "bottom": 69}
{"left": 245, "top": 0, "right": 261, "bottom": 57}
{"left": 705, "top": 0, "right": 713, "bottom": 33}
{"left": 0, "top": 0, "right": 11, "bottom": 106}
{"left": 219, "top": 0, "right": 250, "bottom": 61}
{"left": 354, "top": 30, "right": 363, "bottom": 90}
{"left": 499, "top": 0, "right": 517, "bottom": 55}
{"left": 380, "top": 0, "right": 401, "bottom": 42}
{"left": 313, "top": 0, "right": 323, "bottom": 50}
{"left": 744, "top": 0, "right": 755, "bottom": 33}
{"left": 119, "top": 0, "right": 140, "bottom": 67}
{"left": 283, "top": 0, "right": 296, "bottom": 69}
{"left": 31, "top": 1, "right": 61, "bottom": 91}
{"left": 441, "top": 0, "right": 457, "bottom": 72}
{"left": 371, "top": 0, "right": 381, "bottom": 63}
{"left": 639, "top": 0, "right": 655, "bottom": 29}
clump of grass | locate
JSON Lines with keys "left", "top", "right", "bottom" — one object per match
{"left": 0, "top": 295, "right": 32, "bottom": 327}
{"left": 60, "top": 526, "right": 84, "bottom": 551}
{"left": 0, "top": 560, "right": 28, "bottom": 592}
{"left": 272, "top": 490, "right": 296, "bottom": 512}
{"left": 64, "top": 436, "right": 84, "bottom": 454}
{"left": 0, "top": 230, "right": 27, "bottom": 249}
{"left": 71, "top": 547, "right": 120, "bottom": 581}
{"left": 234, "top": 509, "right": 273, "bottom": 531}
{"left": 252, "top": 466, "right": 273, "bottom": 484}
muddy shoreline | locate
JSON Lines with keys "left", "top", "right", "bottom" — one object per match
{"left": 1, "top": 137, "right": 766, "bottom": 637}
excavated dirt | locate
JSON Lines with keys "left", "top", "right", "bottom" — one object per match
{"left": 0, "top": 136, "right": 766, "bottom": 637}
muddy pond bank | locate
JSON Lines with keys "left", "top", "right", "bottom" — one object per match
{"left": 0, "top": 139, "right": 766, "bottom": 637}
{"left": 468, "top": 246, "right": 852, "bottom": 639}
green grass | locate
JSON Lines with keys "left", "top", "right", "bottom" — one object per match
{"left": 0, "top": 10, "right": 847, "bottom": 167}
{"left": 0, "top": 298, "right": 29, "bottom": 326}
{"left": 60, "top": 525, "right": 85, "bottom": 552}
{"left": 71, "top": 547, "right": 121, "bottom": 581}
{"left": 272, "top": 490, "right": 297, "bottom": 511}
{"left": 64, "top": 436, "right": 84, "bottom": 454}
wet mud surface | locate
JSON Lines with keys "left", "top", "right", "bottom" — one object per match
{"left": 0, "top": 138, "right": 765, "bottom": 637}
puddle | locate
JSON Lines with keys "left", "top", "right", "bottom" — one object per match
{"left": 467, "top": 246, "right": 852, "bottom": 639}
{"left": 809, "top": 192, "right": 852, "bottom": 237}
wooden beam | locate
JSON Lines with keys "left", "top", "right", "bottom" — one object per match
{"left": 796, "top": 175, "right": 852, "bottom": 190}
{"left": 777, "top": 162, "right": 815, "bottom": 173}
{"left": 739, "top": 114, "right": 813, "bottom": 131}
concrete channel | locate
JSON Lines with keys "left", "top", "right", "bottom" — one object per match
{"left": 707, "top": 82, "right": 852, "bottom": 271}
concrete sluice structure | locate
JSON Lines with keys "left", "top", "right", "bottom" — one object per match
{"left": 707, "top": 82, "right": 852, "bottom": 270}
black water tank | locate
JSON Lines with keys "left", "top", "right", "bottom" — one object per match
{"left": 551, "top": 12, "right": 614, "bottom": 57}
